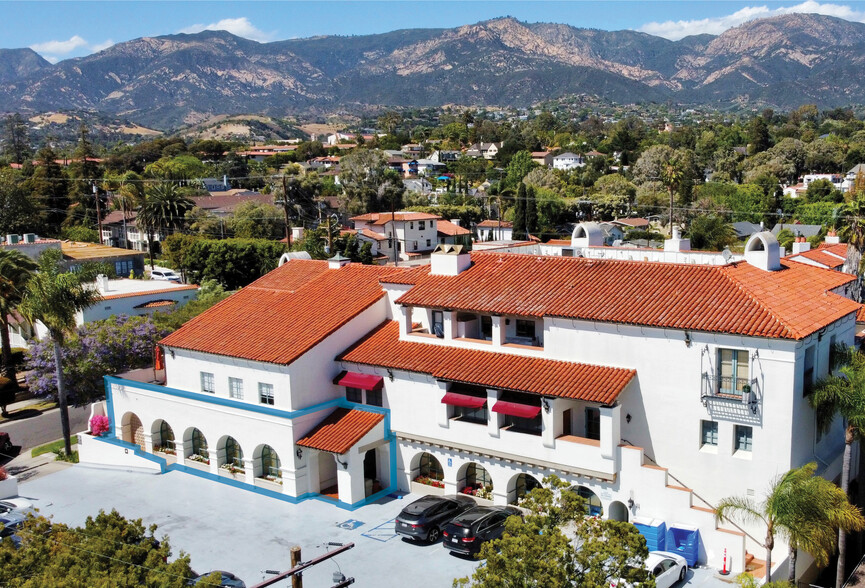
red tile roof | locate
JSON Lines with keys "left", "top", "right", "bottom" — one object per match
{"left": 858, "top": 305, "right": 865, "bottom": 322}
{"left": 134, "top": 299, "right": 177, "bottom": 309}
{"left": 296, "top": 408, "right": 385, "bottom": 454}
{"left": 340, "top": 322, "right": 635, "bottom": 404}
{"left": 102, "top": 284, "right": 199, "bottom": 301}
{"left": 394, "top": 253, "right": 859, "bottom": 340}
{"left": 380, "top": 264, "right": 432, "bottom": 286}
{"left": 787, "top": 248, "right": 845, "bottom": 269}
{"left": 477, "top": 220, "right": 513, "bottom": 228}
{"left": 351, "top": 212, "right": 441, "bottom": 225}
{"left": 437, "top": 220, "right": 470, "bottom": 237}
{"left": 613, "top": 218, "right": 650, "bottom": 228}
{"left": 160, "top": 260, "right": 402, "bottom": 364}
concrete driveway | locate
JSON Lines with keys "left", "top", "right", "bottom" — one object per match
{"left": 19, "top": 466, "right": 734, "bottom": 587}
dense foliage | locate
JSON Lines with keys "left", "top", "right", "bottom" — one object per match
{"left": 24, "top": 315, "right": 167, "bottom": 405}
{"left": 163, "top": 237, "right": 286, "bottom": 290}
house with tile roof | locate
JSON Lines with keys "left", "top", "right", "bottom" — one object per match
{"left": 476, "top": 219, "right": 513, "bottom": 241}
{"left": 350, "top": 211, "right": 442, "bottom": 262}
{"left": 81, "top": 232, "right": 858, "bottom": 582}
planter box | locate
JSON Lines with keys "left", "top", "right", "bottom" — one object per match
{"left": 254, "top": 477, "right": 284, "bottom": 492}
{"left": 184, "top": 458, "right": 211, "bottom": 472}
{"left": 218, "top": 468, "right": 246, "bottom": 481}
{"left": 0, "top": 476, "right": 18, "bottom": 499}
{"left": 155, "top": 451, "right": 177, "bottom": 465}
{"left": 410, "top": 481, "right": 444, "bottom": 496}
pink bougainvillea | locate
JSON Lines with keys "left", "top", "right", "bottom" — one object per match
{"left": 0, "top": 466, "right": 7, "bottom": 481}
{"left": 89, "top": 415, "right": 110, "bottom": 436}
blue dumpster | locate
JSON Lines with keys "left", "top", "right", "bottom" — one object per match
{"left": 632, "top": 517, "right": 666, "bottom": 552}
{"left": 665, "top": 525, "right": 700, "bottom": 567}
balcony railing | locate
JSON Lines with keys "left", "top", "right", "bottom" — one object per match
{"left": 701, "top": 373, "right": 752, "bottom": 402}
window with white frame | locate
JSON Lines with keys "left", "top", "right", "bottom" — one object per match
{"left": 419, "top": 220, "right": 426, "bottom": 230}
{"left": 701, "top": 420, "right": 718, "bottom": 447}
{"left": 258, "top": 383, "right": 274, "bottom": 405}
{"left": 718, "top": 349, "right": 749, "bottom": 395}
{"left": 200, "top": 372, "right": 215, "bottom": 394}
{"left": 228, "top": 377, "right": 244, "bottom": 400}
{"left": 735, "top": 425, "right": 753, "bottom": 453}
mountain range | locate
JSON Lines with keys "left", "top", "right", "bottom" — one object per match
{"left": 2, "top": 13, "right": 865, "bottom": 129}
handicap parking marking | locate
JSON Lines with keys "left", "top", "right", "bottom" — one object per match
{"left": 360, "top": 518, "right": 399, "bottom": 542}
{"left": 336, "top": 518, "right": 365, "bottom": 530}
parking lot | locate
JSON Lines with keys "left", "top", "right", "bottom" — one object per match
{"left": 17, "top": 466, "right": 731, "bottom": 587}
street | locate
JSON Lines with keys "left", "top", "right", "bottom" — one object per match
{"left": 0, "top": 404, "right": 91, "bottom": 458}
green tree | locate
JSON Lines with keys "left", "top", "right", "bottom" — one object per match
{"left": 338, "top": 148, "right": 390, "bottom": 214}
{"left": 0, "top": 168, "right": 42, "bottom": 236}
{"left": 513, "top": 182, "right": 527, "bottom": 240}
{"left": 137, "top": 183, "right": 194, "bottom": 268}
{"left": 2, "top": 113, "right": 30, "bottom": 165}
{"left": 144, "top": 155, "right": 208, "bottom": 183}
{"left": 152, "top": 279, "right": 228, "bottom": 332}
{"left": 25, "top": 144, "right": 69, "bottom": 235}
{"left": 18, "top": 249, "right": 102, "bottom": 455}
{"left": 525, "top": 185, "right": 538, "bottom": 235}
{"left": 593, "top": 174, "right": 636, "bottom": 220}
{"left": 0, "top": 509, "right": 196, "bottom": 586}
{"left": 0, "top": 249, "right": 36, "bottom": 414}
{"left": 455, "top": 476, "right": 652, "bottom": 588}
{"left": 837, "top": 194, "right": 865, "bottom": 298}
{"left": 810, "top": 347, "right": 865, "bottom": 587}
{"left": 227, "top": 201, "right": 284, "bottom": 239}
{"left": 504, "top": 150, "right": 536, "bottom": 188}
{"left": 748, "top": 116, "right": 771, "bottom": 155}
{"left": 686, "top": 215, "right": 736, "bottom": 251}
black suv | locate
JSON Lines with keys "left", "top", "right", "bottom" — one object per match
{"left": 395, "top": 494, "right": 476, "bottom": 543}
{"left": 442, "top": 506, "right": 522, "bottom": 556}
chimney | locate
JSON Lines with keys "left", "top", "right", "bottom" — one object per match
{"left": 745, "top": 232, "right": 782, "bottom": 271}
{"left": 825, "top": 230, "right": 840, "bottom": 245}
{"left": 96, "top": 274, "right": 110, "bottom": 292}
{"left": 664, "top": 226, "right": 691, "bottom": 252}
{"left": 223, "top": 175, "right": 228, "bottom": 189}
{"left": 327, "top": 253, "right": 351, "bottom": 269}
{"left": 6, "top": 234, "right": 19, "bottom": 245}
{"left": 450, "top": 218, "right": 461, "bottom": 227}
{"left": 792, "top": 236, "right": 811, "bottom": 255}
{"left": 570, "top": 222, "right": 604, "bottom": 248}
{"left": 431, "top": 244, "right": 471, "bottom": 276}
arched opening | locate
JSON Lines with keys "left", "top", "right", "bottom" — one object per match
{"left": 508, "top": 473, "right": 542, "bottom": 505}
{"left": 571, "top": 486, "right": 603, "bottom": 517}
{"left": 151, "top": 419, "right": 175, "bottom": 454}
{"left": 254, "top": 444, "right": 281, "bottom": 481}
{"left": 458, "top": 462, "right": 493, "bottom": 500}
{"left": 318, "top": 451, "right": 338, "bottom": 499}
{"left": 120, "top": 412, "right": 144, "bottom": 449}
{"left": 184, "top": 427, "right": 209, "bottom": 463}
{"left": 218, "top": 435, "right": 244, "bottom": 472}
{"left": 363, "top": 449, "right": 381, "bottom": 497}
{"left": 608, "top": 500, "right": 629, "bottom": 522}
{"left": 410, "top": 452, "right": 444, "bottom": 488}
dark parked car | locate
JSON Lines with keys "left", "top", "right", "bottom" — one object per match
{"left": 395, "top": 494, "right": 476, "bottom": 543}
{"left": 442, "top": 506, "right": 522, "bottom": 556}
{"left": 0, "top": 511, "right": 26, "bottom": 548}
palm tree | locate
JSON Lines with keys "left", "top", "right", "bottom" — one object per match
{"left": 137, "top": 182, "right": 194, "bottom": 269}
{"left": 0, "top": 249, "right": 36, "bottom": 415}
{"left": 810, "top": 346, "right": 865, "bottom": 587}
{"left": 837, "top": 194, "right": 865, "bottom": 300}
{"left": 716, "top": 463, "right": 864, "bottom": 583}
{"left": 18, "top": 250, "right": 102, "bottom": 455}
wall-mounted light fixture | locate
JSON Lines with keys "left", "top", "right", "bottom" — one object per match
{"left": 336, "top": 456, "right": 349, "bottom": 470}
{"left": 626, "top": 413, "right": 632, "bottom": 424}
{"left": 387, "top": 369, "right": 394, "bottom": 382}
{"left": 684, "top": 331, "right": 691, "bottom": 348}
{"left": 627, "top": 497, "right": 635, "bottom": 510}
{"left": 169, "top": 348, "right": 175, "bottom": 359}
{"left": 541, "top": 398, "right": 551, "bottom": 413}
{"left": 295, "top": 448, "right": 303, "bottom": 460}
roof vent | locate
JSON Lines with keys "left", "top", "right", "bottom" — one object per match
{"left": 327, "top": 253, "right": 351, "bottom": 269}
{"left": 825, "top": 230, "right": 840, "bottom": 245}
{"left": 571, "top": 222, "right": 604, "bottom": 248}
{"left": 23, "top": 233, "right": 36, "bottom": 243}
{"left": 744, "top": 231, "right": 782, "bottom": 271}
{"left": 431, "top": 243, "right": 471, "bottom": 276}
{"left": 792, "top": 236, "right": 811, "bottom": 255}
{"left": 664, "top": 226, "right": 690, "bottom": 252}
{"left": 6, "top": 234, "right": 19, "bottom": 244}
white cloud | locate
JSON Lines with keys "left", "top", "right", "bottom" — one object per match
{"left": 638, "top": 1, "right": 865, "bottom": 40}
{"left": 177, "top": 17, "right": 274, "bottom": 42}
{"left": 30, "top": 35, "right": 88, "bottom": 55}
{"left": 90, "top": 39, "right": 115, "bottom": 53}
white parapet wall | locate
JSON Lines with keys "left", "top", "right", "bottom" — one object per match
{"left": 77, "top": 432, "right": 162, "bottom": 473}
{"left": 0, "top": 475, "right": 18, "bottom": 499}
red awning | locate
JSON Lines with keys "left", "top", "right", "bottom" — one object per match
{"left": 337, "top": 371, "right": 384, "bottom": 391}
{"left": 441, "top": 392, "right": 487, "bottom": 408}
{"left": 492, "top": 400, "right": 541, "bottom": 419}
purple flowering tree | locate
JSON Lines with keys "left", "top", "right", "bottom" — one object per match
{"left": 25, "top": 314, "right": 168, "bottom": 405}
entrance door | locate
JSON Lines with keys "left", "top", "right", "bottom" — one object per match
{"left": 585, "top": 407, "right": 600, "bottom": 440}
{"left": 562, "top": 409, "right": 572, "bottom": 436}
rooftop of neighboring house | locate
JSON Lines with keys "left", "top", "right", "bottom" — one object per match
{"left": 350, "top": 212, "right": 441, "bottom": 226}
{"left": 786, "top": 242, "right": 847, "bottom": 270}
{"left": 160, "top": 259, "right": 402, "bottom": 365}
{"left": 611, "top": 218, "right": 650, "bottom": 228}
{"left": 770, "top": 223, "right": 824, "bottom": 238}
{"left": 0, "top": 235, "right": 61, "bottom": 246}
{"left": 391, "top": 252, "right": 859, "bottom": 341}
{"left": 61, "top": 241, "right": 143, "bottom": 261}
{"left": 476, "top": 220, "right": 513, "bottom": 228}
{"left": 91, "top": 278, "right": 199, "bottom": 300}
{"left": 554, "top": 152, "right": 580, "bottom": 159}
{"left": 191, "top": 192, "right": 273, "bottom": 214}
{"left": 436, "top": 220, "right": 470, "bottom": 237}
{"left": 341, "top": 228, "right": 389, "bottom": 242}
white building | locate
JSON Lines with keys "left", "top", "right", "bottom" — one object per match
{"left": 553, "top": 152, "right": 585, "bottom": 170}
{"left": 349, "top": 212, "right": 440, "bottom": 262}
{"left": 81, "top": 233, "right": 860, "bottom": 582}
{"left": 475, "top": 220, "right": 513, "bottom": 242}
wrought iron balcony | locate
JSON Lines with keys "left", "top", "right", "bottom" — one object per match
{"left": 701, "top": 373, "right": 755, "bottom": 406}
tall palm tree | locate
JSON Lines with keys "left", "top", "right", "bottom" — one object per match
{"left": 137, "top": 182, "right": 194, "bottom": 269}
{"left": 837, "top": 194, "right": 865, "bottom": 300}
{"left": 0, "top": 249, "right": 36, "bottom": 415}
{"left": 18, "top": 250, "right": 102, "bottom": 455}
{"left": 716, "top": 463, "right": 864, "bottom": 583}
{"left": 810, "top": 346, "right": 865, "bottom": 587}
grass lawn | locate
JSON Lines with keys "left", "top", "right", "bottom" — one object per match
{"left": 31, "top": 438, "right": 76, "bottom": 458}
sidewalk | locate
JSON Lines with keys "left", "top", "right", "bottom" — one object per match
{"left": 3, "top": 446, "right": 75, "bottom": 485}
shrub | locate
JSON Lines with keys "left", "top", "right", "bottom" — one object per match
{"left": 0, "top": 466, "right": 7, "bottom": 481}
{"left": 89, "top": 415, "right": 110, "bottom": 436}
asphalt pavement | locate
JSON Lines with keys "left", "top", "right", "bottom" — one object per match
{"left": 0, "top": 402, "right": 91, "bottom": 458}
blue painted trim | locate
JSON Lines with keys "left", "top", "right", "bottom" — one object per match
{"left": 96, "top": 378, "right": 401, "bottom": 511}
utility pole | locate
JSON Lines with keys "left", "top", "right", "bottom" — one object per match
{"left": 390, "top": 195, "right": 398, "bottom": 267}
{"left": 93, "top": 183, "right": 103, "bottom": 245}
{"left": 249, "top": 542, "right": 355, "bottom": 588}
{"left": 326, "top": 215, "right": 332, "bottom": 255}
{"left": 290, "top": 546, "right": 301, "bottom": 588}
{"left": 281, "top": 174, "right": 292, "bottom": 248}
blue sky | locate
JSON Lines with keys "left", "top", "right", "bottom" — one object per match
{"left": 5, "top": 0, "right": 865, "bottom": 63}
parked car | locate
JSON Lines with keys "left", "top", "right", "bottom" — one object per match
{"left": 0, "top": 511, "right": 26, "bottom": 547}
{"left": 150, "top": 270, "right": 181, "bottom": 282}
{"left": 610, "top": 551, "right": 688, "bottom": 588}
{"left": 442, "top": 505, "right": 522, "bottom": 556}
{"left": 0, "top": 498, "right": 34, "bottom": 515}
{"left": 192, "top": 571, "right": 245, "bottom": 587}
{"left": 395, "top": 494, "right": 476, "bottom": 543}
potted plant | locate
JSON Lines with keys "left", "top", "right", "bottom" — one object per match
{"left": 89, "top": 415, "right": 110, "bottom": 437}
